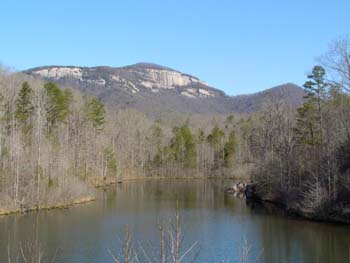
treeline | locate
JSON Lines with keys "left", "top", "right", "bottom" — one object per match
{"left": 146, "top": 116, "right": 249, "bottom": 177}
{"left": 0, "top": 71, "right": 251, "bottom": 211}
{"left": 248, "top": 37, "right": 350, "bottom": 221}
{"left": 3, "top": 37, "right": 348, "bottom": 219}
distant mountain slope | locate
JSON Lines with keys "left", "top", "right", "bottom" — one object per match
{"left": 229, "top": 83, "right": 306, "bottom": 112}
{"left": 24, "top": 64, "right": 305, "bottom": 116}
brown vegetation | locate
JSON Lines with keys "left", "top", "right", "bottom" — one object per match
{"left": 0, "top": 68, "right": 251, "bottom": 214}
{"left": 248, "top": 37, "right": 350, "bottom": 223}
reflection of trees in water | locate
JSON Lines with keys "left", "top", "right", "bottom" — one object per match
{"left": 5, "top": 213, "right": 51, "bottom": 263}
{"left": 246, "top": 200, "right": 350, "bottom": 263}
{"left": 103, "top": 179, "right": 237, "bottom": 211}
{"left": 3, "top": 179, "right": 350, "bottom": 263}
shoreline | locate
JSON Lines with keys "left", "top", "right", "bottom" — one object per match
{"left": 92, "top": 174, "right": 250, "bottom": 188}
{"left": 0, "top": 196, "right": 96, "bottom": 217}
{"left": 246, "top": 194, "right": 350, "bottom": 225}
{"left": 2, "top": 177, "right": 348, "bottom": 225}
{"left": 0, "top": 175, "right": 241, "bottom": 217}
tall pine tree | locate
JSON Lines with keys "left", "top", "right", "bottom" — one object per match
{"left": 43, "top": 82, "right": 72, "bottom": 135}
{"left": 15, "top": 81, "right": 34, "bottom": 139}
{"left": 294, "top": 66, "right": 328, "bottom": 145}
{"left": 170, "top": 123, "right": 197, "bottom": 168}
{"left": 85, "top": 97, "right": 106, "bottom": 131}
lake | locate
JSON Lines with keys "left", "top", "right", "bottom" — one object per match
{"left": 1, "top": 179, "right": 350, "bottom": 263}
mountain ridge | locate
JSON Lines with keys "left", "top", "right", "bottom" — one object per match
{"left": 24, "top": 63, "right": 305, "bottom": 116}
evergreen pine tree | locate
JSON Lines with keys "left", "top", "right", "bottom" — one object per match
{"left": 43, "top": 82, "right": 72, "bottom": 135}
{"left": 294, "top": 66, "right": 328, "bottom": 145}
{"left": 85, "top": 97, "right": 106, "bottom": 131}
{"left": 224, "top": 130, "right": 237, "bottom": 167}
{"left": 15, "top": 81, "right": 34, "bottom": 138}
{"left": 170, "top": 123, "right": 197, "bottom": 168}
{"left": 207, "top": 126, "right": 225, "bottom": 168}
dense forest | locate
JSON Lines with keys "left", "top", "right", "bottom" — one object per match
{"left": 0, "top": 37, "right": 350, "bottom": 222}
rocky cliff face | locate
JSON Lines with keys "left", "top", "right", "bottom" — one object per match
{"left": 27, "top": 63, "right": 223, "bottom": 98}
{"left": 24, "top": 63, "right": 305, "bottom": 117}
{"left": 30, "top": 67, "right": 83, "bottom": 80}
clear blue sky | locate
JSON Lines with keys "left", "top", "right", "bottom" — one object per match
{"left": 1, "top": 0, "right": 349, "bottom": 95}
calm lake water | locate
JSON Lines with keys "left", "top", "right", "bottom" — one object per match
{"left": 1, "top": 179, "right": 350, "bottom": 263}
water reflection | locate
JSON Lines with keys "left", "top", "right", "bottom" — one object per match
{"left": 1, "top": 179, "right": 350, "bottom": 263}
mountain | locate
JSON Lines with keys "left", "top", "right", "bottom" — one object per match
{"left": 24, "top": 63, "right": 305, "bottom": 116}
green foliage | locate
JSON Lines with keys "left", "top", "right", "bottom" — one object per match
{"left": 294, "top": 101, "right": 321, "bottom": 145}
{"left": 1, "top": 146, "right": 9, "bottom": 158}
{"left": 170, "top": 123, "right": 197, "bottom": 168}
{"left": 0, "top": 92, "right": 4, "bottom": 107}
{"left": 44, "top": 82, "right": 72, "bottom": 135}
{"left": 48, "top": 176, "right": 54, "bottom": 188}
{"left": 294, "top": 66, "right": 329, "bottom": 146}
{"left": 85, "top": 97, "right": 105, "bottom": 131}
{"left": 197, "top": 128, "right": 206, "bottom": 144}
{"left": 150, "top": 124, "right": 163, "bottom": 147}
{"left": 207, "top": 126, "right": 225, "bottom": 169}
{"left": 104, "top": 146, "right": 117, "bottom": 174}
{"left": 225, "top": 115, "right": 234, "bottom": 129}
{"left": 207, "top": 126, "right": 225, "bottom": 148}
{"left": 224, "top": 130, "right": 237, "bottom": 167}
{"left": 303, "top": 66, "right": 328, "bottom": 101}
{"left": 152, "top": 146, "right": 174, "bottom": 168}
{"left": 15, "top": 82, "right": 34, "bottom": 122}
{"left": 63, "top": 88, "right": 74, "bottom": 110}
{"left": 171, "top": 127, "right": 185, "bottom": 162}
{"left": 152, "top": 151, "right": 163, "bottom": 168}
{"left": 238, "top": 117, "right": 253, "bottom": 142}
{"left": 15, "top": 82, "right": 34, "bottom": 137}
{"left": 148, "top": 124, "right": 165, "bottom": 168}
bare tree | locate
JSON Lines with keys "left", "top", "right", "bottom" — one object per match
{"left": 110, "top": 211, "right": 199, "bottom": 263}
{"left": 319, "top": 36, "right": 350, "bottom": 92}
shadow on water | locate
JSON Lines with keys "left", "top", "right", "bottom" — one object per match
{"left": 1, "top": 179, "right": 350, "bottom": 263}
{"left": 245, "top": 198, "right": 350, "bottom": 263}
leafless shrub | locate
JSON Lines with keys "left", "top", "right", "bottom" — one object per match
{"left": 110, "top": 211, "right": 200, "bottom": 263}
{"left": 110, "top": 212, "right": 264, "bottom": 263}
{"left": 239, "top": 237, "right": 263, "bottom": 263}
{"left": 7, "top": 239, "right": 57, "bottom": 263}
{"left": 18, "top": 241, "right": 44, "bottom": 263}
{"left": 301, "top": 175, "right": 328, "bottom": 213}
{"left": 109, "top": 225, "right": 139, "bottom": 263}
